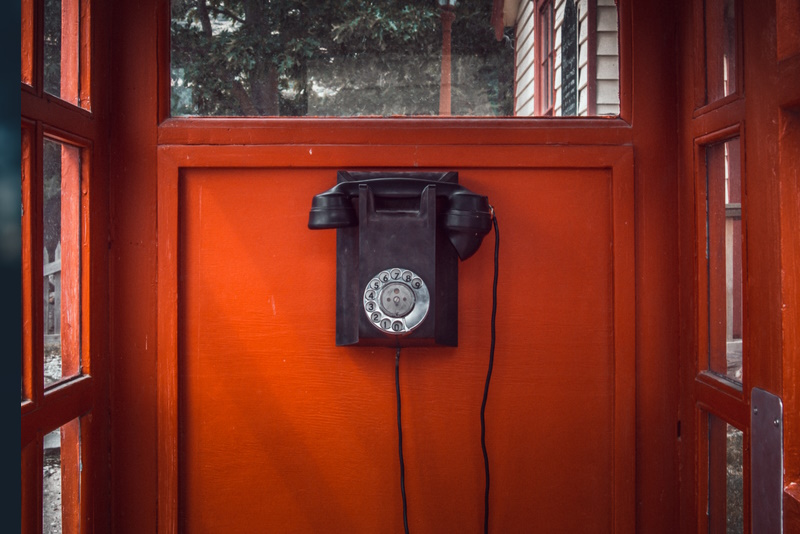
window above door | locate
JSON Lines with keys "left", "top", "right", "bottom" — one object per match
{"left": 169, "top": 0, "right": 621, "bottom": 118}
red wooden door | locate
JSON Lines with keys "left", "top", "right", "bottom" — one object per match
{"left": 109, "top": 2, "right": 685, "bottom": 533}
{"left": 675, "top": 0, "right": 800, "bottom": 531}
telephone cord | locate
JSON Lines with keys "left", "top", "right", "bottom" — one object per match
{"left": 395, "top": 212, "right": 498, "bottom": 534}
{"left": 481, "top": 213, "right": 499, "bottom": 534}
{"left": 396, "top": 345, "right": 410, "bottom": 534}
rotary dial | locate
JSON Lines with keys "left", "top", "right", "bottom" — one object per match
{"left": 363, "top": 268, "right": 430, "bottom": 335}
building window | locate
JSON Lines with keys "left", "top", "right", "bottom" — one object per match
{"left": 702, "top": 135, "right": 744, "bottom": 383}
{"left": 170, "top": 1, "right": 515, "bottom": 117}
{"left": 538, "top": 0, "right": 555, "bottom": 115}
{"left": 513, "top": 0, "right": 620, "bottom": 117}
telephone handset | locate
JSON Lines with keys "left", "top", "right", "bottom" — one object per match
{"left": 309, "top": 171, "right": 492, "bottom": 346}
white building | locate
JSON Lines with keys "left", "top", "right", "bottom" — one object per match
{"left": 494, "top": 0, "right": 620, "bottom": 116}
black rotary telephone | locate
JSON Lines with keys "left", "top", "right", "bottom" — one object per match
{"left": 308, "top": 171, "right": 492, "bottom": 346}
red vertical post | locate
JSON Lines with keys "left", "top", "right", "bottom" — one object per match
{"left": 439, "top": 7, "right": 455, "bottom": 116}
{"left": 60, "top": 143, "right": 81, "bottom": 378}
{"left": 61, "top": 0, "right": 79, "bottom": 105}
{"left": 61, "top": 418, "right": 81, "bottom": 534}
{"left": 21, "top": 0, "right": 34, "bottom": 85}
{"left": 21, "top": 127, "right": 34, "bottom": 401}
{"left": 587, "top": 0, "right": 597, "bottom": 115}
{"left": 707, "top": 143, "right": 728, "bottom": 374}
{"left": 727, "top": 139, "right": 742, "bottom": 340}
{"left": 59, "top": 5, "right": 82, "bottom": 525}
{"left": 707, "top": 415, "right": 729, "bottom": 534}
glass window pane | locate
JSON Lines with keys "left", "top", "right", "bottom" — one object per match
{"left": 704, "top": 0, "right": 737, "bottom": 103}
{"left": 170, "top": 0, "right": 619, "bottom": 117}
{"left": 706, "top": 137, "right": 742, "bottom": 383}
{"left": 44, "top": 0, "right": 79, "bottom": 104}
{"left": 43, "top": 138, "right": 81, "bottom": 387}
{"left": 44, "top": 0, "right": 61, "bottom": 97}
{"left": 43, "top": 418, "right": 81, "bottom": 534}
{"left": 707, "top": 415, "right": 744, "bottom": 533}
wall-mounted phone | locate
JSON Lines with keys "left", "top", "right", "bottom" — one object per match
{"left": 308, "top": 171, "right": 492, "bottom": 346}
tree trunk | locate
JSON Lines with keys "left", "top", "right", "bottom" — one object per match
{"left": 195, "top": 0, "right": 212, "bottom": 38}
{"left": 242, "top": 0, "right": 279, "bottom": 115}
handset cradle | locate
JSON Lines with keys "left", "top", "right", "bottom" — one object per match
{"left": 308, "top": 171, "right": 492, "bottom": 346}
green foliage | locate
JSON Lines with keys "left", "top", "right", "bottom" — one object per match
{"left": 171, "top": 0, "right": 514, "bottom": 116}
{"left": 43, "top": 0, "right": 61, "bottom": 98}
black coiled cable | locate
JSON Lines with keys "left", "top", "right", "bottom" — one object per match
{"left": 396, "top": 346, "right": 410, "bottom": 534}
{"left": 481, "top": 213, "right": 499, "bottom": 534}
{"left": 395, "top": 211, "right": 499, "bottom": 534}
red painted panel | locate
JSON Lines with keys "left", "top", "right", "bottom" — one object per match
{"left": 176, "top": 166, "right": 623, "bottom": 532}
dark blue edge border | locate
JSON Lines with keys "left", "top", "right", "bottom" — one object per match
{"left": 3, "top": 2, "right": 23, "bottom": 530}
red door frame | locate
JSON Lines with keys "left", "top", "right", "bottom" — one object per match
{"left": 108, "top": 1, "right": 689, "bottom": 532}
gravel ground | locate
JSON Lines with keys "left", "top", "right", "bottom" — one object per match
{"left": 43, "top": 444, "right": 62, "bottom": 534}
{"left": 43, "top": 344, "right": 62, "bottom": 534}
{"left": 44, "top": 343, "right": 62, "bottom": 386}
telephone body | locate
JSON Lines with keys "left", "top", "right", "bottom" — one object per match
{"left": 309, "top": 171, "right": 492, "bottom": 346}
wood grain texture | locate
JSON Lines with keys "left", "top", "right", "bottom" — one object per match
{"left": 109, "top": 0, "right": 161, "bottom": 532}
{"left": 106, "top": 2, "right": 687, "bottom": 533}
{"left": 159, "top": 148, "right": 635, "bottom": 533}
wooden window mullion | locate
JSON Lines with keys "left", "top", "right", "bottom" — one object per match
{"left": 727, "top": 140, "right": 743, "bottom": 340}
{"left": 536, "top": 0, "right": 554, "bottom": 116}
{"left": 587, "top": 0, "right": 597, "bottom": 115}
{"left": 707, "top": 415, "right": 730, "bottom": 534}
{"left": 60, "top": 418, "right": 81, "bottom": 534}
{"left": 61, "top": 0, "right": 80, "bottom": 105}
{"left": 707, "top": 143, "right": 728, "bottom": 374}
{"left": 21, "top": 439, "right": 41, "bottom": 533}
{"left": 33, "top": 122, "right": 46, "bottom": 405}
{"left": 79, "top": 0, "right": 91, "bottom": 109}
{"left": 21, "top": 124, "right": 36, "bottom": 405}
{"left": 60, "top": 143, "right": 81, "bottom": 378}
{"left": 22, "top": 0, "right": 35, "bottom": 86}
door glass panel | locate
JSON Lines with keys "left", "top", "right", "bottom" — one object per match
{"left": 43, "top": 0, "right": 62, "bottom": 97}
{"left": 43, "top": 138, "right": 81, "bottom": 387}
{"left": 704, "top": 0, "right": 737, "bottom": 103}
{"left": 170, "top": 0, "right": 620, "bottom": 117}
{"left": 705, "top": 137, "right": 742, "bottom": 383}
{"left": 707, "top": 414, "right": 744, "bottom": 533}
{"left": 44, "top": 0, "right": 80, "bottom": 105}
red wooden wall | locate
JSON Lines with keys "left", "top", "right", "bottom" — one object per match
{"left": 160, "top": 152, "right": 633, "bottom": 532}
{"left": 108, "top": 1, "right": 683, "bottom": 532}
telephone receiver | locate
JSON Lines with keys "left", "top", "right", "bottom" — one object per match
{"left": 309, "top": 175, "right": 493, "bottom": 260}
{"left": 308, "top": 171, "right": 492, "bottom": 346}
